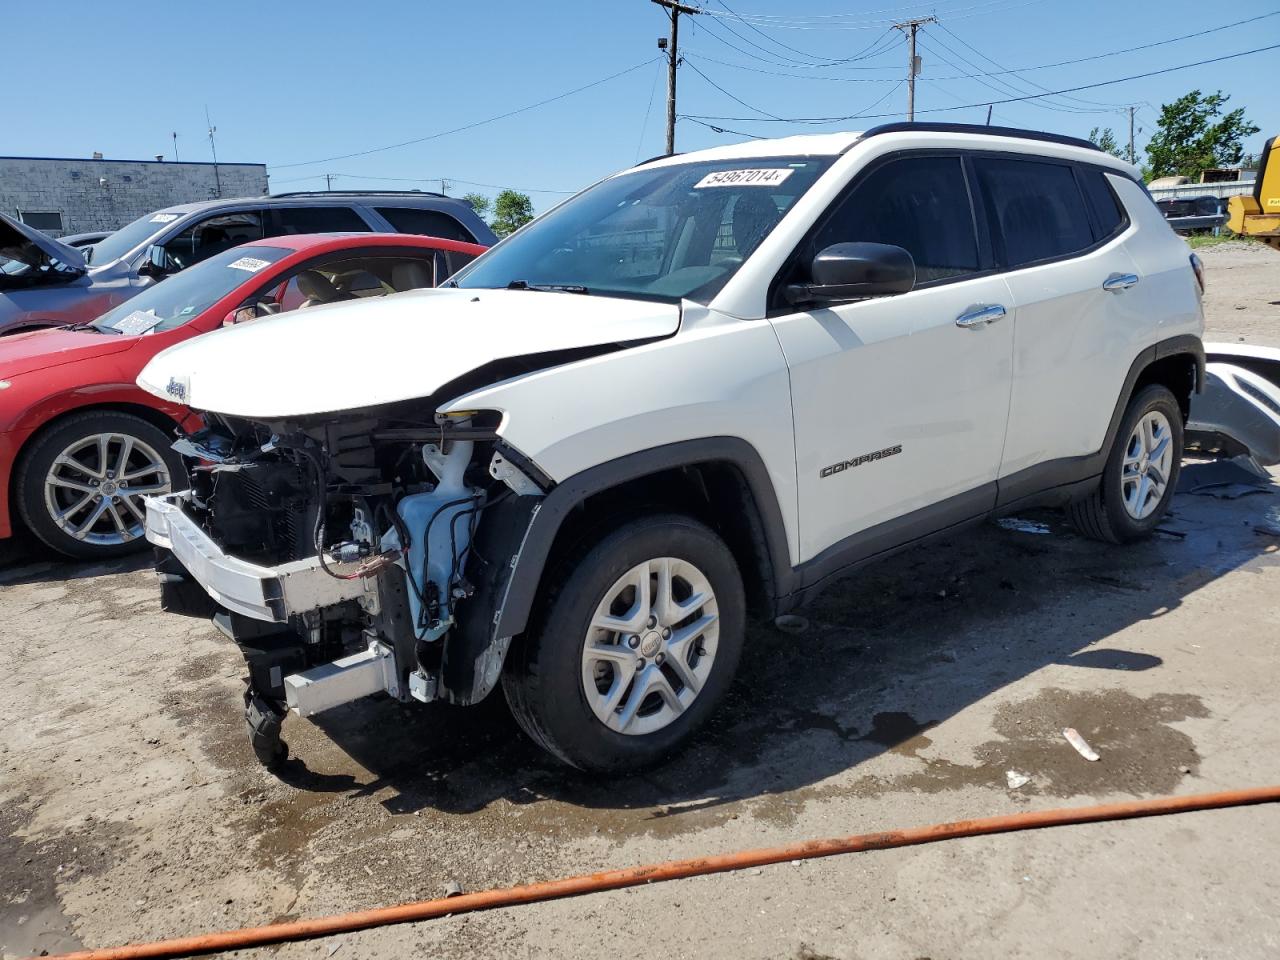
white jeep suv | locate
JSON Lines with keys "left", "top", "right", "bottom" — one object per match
{"left": 138, "top": 123, "right": 1205, "bottom": 773}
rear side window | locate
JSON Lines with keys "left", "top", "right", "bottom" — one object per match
{"left": 446, "top": 250, "right": 477, "bottom": 275}
{"left": 376, "top": 207, "right": 476, "bottom": 243}
{"left": 810, "top": 155, "right": 979, "bottom": 284}
{"left": 1078, "top": 169, "right": 1126, "bottom": 240}
{"left": 974, "top": 158, "right": 1094, "bottom": 268}
{"left": 270, "top": 206, "right": 372, "bottom": 235}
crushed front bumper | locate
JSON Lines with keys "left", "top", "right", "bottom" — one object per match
{"left": 144, "top": 492, "right": 373, "bottom": 622}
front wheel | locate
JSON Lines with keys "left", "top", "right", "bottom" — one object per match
{"left": 1069, "top": 384, "right": 1183, "bottom": 543}
{"left": 502, "top": 514, "right": 745, "bottom": 773}
{"left": 15, "top": 411, "right": 186, "bottom": 560}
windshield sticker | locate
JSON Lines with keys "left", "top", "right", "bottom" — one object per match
{"left": 110, "top": 310, "right": 163, "bottom": 336}
{"left": 227, "top": 256, "right": 271, "bottom": 272}
{"left": 693, "top": 168, "right": 795, "bottom": 189}
{"left": 149, "top": 213, "right": 181, "bottom": 223}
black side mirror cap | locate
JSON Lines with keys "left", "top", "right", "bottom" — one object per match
{"left": 785, "top": 241, "right": 916, "bottom": 306}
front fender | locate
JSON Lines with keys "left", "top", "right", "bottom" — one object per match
{"left": 441, "top": 437, "right": 794, "bottom": 706}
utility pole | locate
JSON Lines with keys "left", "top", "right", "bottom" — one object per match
{"left": 1128, "top": 105, "right": 1136, "bottom": 165}
{"left": 892, "top": 16, "right": 935, "bottom": 122}
{"left": 172, "top": 131, "right": 179, "bottom": 162}
{"left": 652, "top": 0, "right": 699, "bottom": 155}
{"left": 325, "top": 173, "right": 333, "bottom": 191}
{"left": 985, "top": 104, "right": 993, "bottom": 126}
{"left": 205, "top": 105, "right": 221, "bottom": 198}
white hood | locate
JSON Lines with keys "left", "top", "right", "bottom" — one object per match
{"left": 137, "top": 287, "right": 680, "bottom": 418}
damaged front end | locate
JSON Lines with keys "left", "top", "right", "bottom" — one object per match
{"left": 145, "top": 402, "right": 547, "bottom": 766}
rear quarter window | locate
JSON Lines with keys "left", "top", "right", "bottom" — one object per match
{"left": 376, "top": 207, "right": 476, "bottom": 243}
{"left": 1079, "top": 169, "right": 1127, "bottom": 240}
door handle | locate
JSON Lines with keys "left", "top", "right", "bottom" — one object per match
{"left": 1103, "top": 273, "right": 1140, "bottom": 292}
{"left": 955, "top": 304, "right": 1007, "bottom": 329}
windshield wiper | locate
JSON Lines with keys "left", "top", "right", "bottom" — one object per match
{"left": 506, "top": 280, "right": 590, "bottom": 295}
{"left": 67, "top": 322, "right": 121, "bottom": 335}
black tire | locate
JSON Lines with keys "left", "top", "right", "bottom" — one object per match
{"left": 15, "top": 410, "right": 186, "bottom": 560}
{"left": 502, "top": 513, "right": 745, "bottom": 773}
{"left": 1068, "top": 384, "right": 1183, "bottom": 544}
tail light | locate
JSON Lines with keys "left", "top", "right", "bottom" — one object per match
{"left": 1190, "top": 252, "right": 1205, "bottom": 294}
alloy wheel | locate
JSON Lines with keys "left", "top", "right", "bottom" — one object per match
{"left": 43, "top": 432, "right": 172, "bottom": 546}
{"left": 1121, "top": 410, "right": 1174, "bottom": 521}
{"left": 580, "top": 557, "right": 720, "bottom": 737}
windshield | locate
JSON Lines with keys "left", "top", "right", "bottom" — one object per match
{"left": 453, "top": 156, "right": 833, "bottom": 303}
{"left": 88, "top": 210, "right": 185, "bottom": 266}
{"left": 90, "top": 245, "right": 289, "bottom": 334}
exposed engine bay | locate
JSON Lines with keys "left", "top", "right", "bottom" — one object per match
{"left": 149, "top": 398, "right": 548, "bottom": 766}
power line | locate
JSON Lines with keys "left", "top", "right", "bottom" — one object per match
{"left": 272, "top": 58, "right": 660, "bottom": 169}
{"left": 680, "top": 40, "right": 1280, "bottom": 124}
{"left": 683, "top": 57, "right": 786, "bottom": 119}
{"left": 635, "top": 59, "right": 665, "bottom": 162}
{"left": 683, "top": 81, "right": 904, "bottom": 133}
{"left": 933, "top": 20, "right": 1127, "bottom": 110}
{"left": 270, "top": 172, "right": 576, "bottom": 194}
{"left": 712, "top": 0, "right": 864, "bottom": 62}
{"left": 916, "top": 35, "right": 1103, "bottom": 115}
{"left": 688, "top": 10, "right": 1279, "bottom": 81}
{"left": 698, "top": 15, "right": 902, "bottom": 68}
{"left": 697, "top": 0, "right": 1047, "bottom": 29}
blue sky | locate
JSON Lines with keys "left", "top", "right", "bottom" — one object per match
{"left": 8, "top": 0, "right": 1279, "bottom": 212}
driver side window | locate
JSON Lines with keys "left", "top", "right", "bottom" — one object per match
{"left": 809, "top": 155, "right": 979, "bottom": 285}
{"left": 163, "top": 212, "right": 264, "bottom": 272}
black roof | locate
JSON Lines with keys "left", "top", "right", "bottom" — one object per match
{"left": 859, "top": 122, "right": 1103, "bottom": 154}
{"left": 269, "top": 189, "right": 451, "bottom": 200}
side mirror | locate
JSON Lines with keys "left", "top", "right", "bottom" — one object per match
{"left": 785, "top": 242, "right": 916, "bottom": 306}
{"left": 137, "top": 245, "right": 169, "bottom": 279}
{"left": 222, "top": 298, "right": 281, "bottom": 327}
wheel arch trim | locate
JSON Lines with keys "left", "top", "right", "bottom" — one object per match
{"left": 492, "top": 436, "right": 794, "bottom": 641}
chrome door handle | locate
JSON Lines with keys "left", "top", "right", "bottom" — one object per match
{"left": 1103, "top": 273, "right": 1139, "bottom": 292}
{"left": 955, "top": 304, "right": 1007, "bottom": 329}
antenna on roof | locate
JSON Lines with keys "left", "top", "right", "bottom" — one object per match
{"left": 172, "top": 131, "right": 179, "bottom": 162}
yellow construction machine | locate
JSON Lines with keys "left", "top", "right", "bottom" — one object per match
{"left": 1227, "top": 136, "right": 1280, "bottom": 250}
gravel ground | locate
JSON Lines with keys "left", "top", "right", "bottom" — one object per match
{"left": 2, "top": 243, "right": 1278, "bottom": 960}
{"left": 1200, "top": 241, "right": 1280, "bottom": 347}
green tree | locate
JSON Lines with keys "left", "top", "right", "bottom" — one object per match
{"left": 462, "top": 192, "right": 490, "bottom": 218}
{"left": 490, "top": 190, "right": 535, "bottom": 238}
{"left": 1143, "top": 90, "right": 1259, "bottom": 180}
{"left": 1088, "top": 126, "right": 1125, "bottom": 160}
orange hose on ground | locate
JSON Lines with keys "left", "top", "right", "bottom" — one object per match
{"left": 38, "top": 784, "right": 1280, "bottom": 960}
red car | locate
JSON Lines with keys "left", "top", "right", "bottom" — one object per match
{"left": 0, "top": 232, "right": 487, "bottom": 559}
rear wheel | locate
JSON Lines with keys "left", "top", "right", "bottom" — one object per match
{"left": 16, "top": 411, "right": 185, "bottom": 560}
{"left": 502, "top": 514, "right": 745, "bottom": 773}
{"left": 1069, "top": 384, "right": 1183, "bottom": 543}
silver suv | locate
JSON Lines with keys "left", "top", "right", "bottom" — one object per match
{"left": 0, "top": 192, "right": 496, "bottom": 335}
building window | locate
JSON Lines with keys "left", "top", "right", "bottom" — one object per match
{"left": 18, "top": 211, "right": 64, "bottom": 231}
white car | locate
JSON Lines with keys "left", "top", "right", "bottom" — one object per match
{"left": 138, "top": 123, "right": 1205, "bottom": 773}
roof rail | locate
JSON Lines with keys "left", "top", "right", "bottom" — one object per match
{"left": 857, "top": 122, "right": 1103, "bottom": 154}
{"left": 635, "top": 152, "right": 681, "bottom": 166}
{"left": 268, "top": 189, "right": 450, "bottom": 199}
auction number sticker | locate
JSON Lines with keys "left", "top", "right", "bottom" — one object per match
{"left": 694, "top": 168, "right": 794, "bottom": 189}
{"left": 149, "top": 213, "right": 181, "bottom": 223}
{"left": 227, "top": 256, "right": 271, "bottom": 272}
{"left": 110, "top": 310, "right": 163, "bottom": 335}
